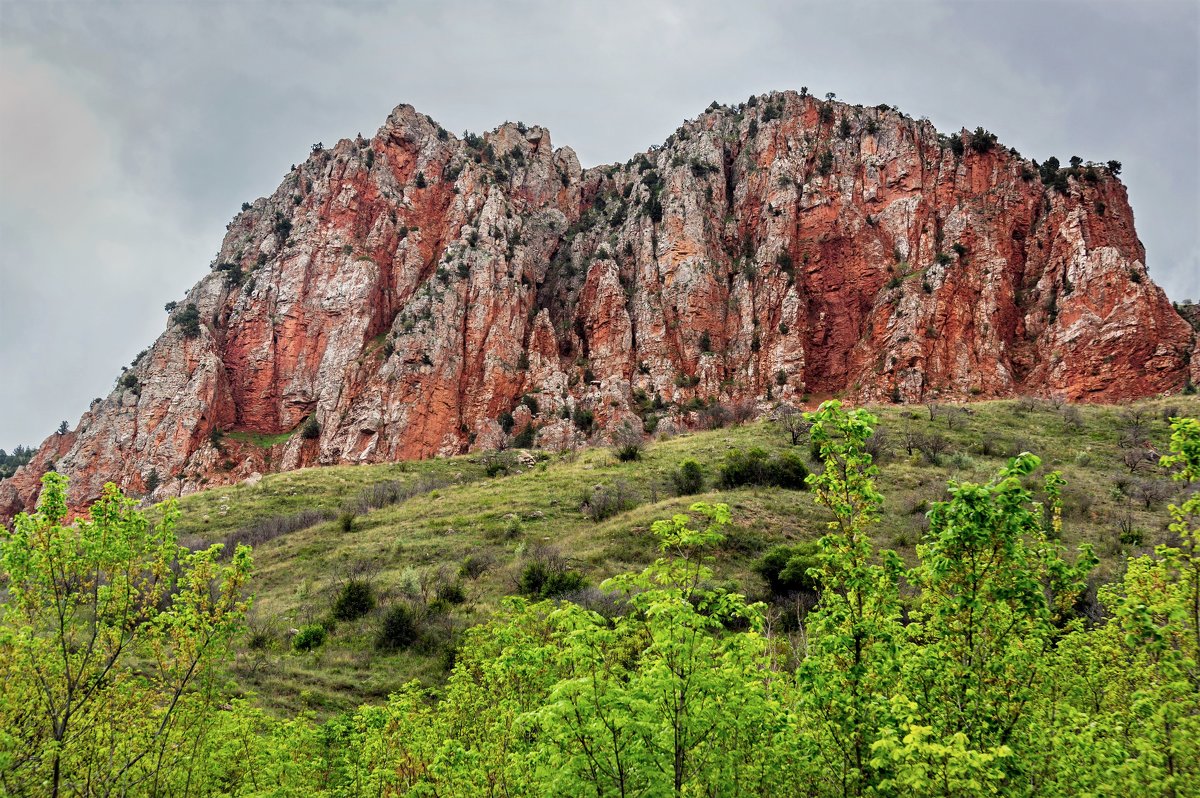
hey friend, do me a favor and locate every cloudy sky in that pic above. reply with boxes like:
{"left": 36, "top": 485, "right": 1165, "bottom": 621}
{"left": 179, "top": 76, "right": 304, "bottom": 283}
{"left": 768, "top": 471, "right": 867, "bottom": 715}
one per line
{"left": 1, "top": 0, "right": 1197, "bottom": 451}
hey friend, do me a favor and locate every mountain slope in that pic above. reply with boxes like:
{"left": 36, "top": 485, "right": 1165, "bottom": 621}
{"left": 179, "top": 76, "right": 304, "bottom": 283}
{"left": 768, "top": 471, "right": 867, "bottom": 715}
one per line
{"left": 3, "top": 91, "right": 1196, "bottom": 516}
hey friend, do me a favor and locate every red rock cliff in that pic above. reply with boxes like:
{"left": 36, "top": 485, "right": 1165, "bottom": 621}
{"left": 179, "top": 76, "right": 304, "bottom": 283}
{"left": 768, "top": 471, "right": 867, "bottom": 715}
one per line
{"left": 3, "top": 92, "right": 1195, "bottom": 517}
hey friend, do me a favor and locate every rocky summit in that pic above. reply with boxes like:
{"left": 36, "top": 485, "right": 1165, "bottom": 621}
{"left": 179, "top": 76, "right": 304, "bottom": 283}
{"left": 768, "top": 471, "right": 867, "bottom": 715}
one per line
{"left": 4, "top": 91, "right": 1197, "bottom": 516}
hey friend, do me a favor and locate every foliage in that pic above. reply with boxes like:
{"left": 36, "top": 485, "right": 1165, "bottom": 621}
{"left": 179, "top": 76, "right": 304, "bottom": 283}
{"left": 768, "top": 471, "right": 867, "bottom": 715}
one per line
{"left": 519, "top": 560, "right": 587, "bottom": 599}
{"left": 572, "top": 407, "right": 595, "bottom": 433}
{"left": 292, "top": 623, "right": 327, "bottom": 652}
{"left": 301, "top": 414, "right": 321, "bottom": 440}
{"left": 375, "top": 604, "right": 418, "bottom": 651}
{"left": 0, "top": 474, "right": 252, "bottom": 797}
{"left": 176, "top": 302, "right": 201, "bottom": 338}
{"left": 671, "top": 458, "right": 705, "bottom": 495}
{"left": 0, "top": 444, "right": 34, "bottom": 479}
{"left": 612, "top": 420, "right": 644, "bottom": 462}
{"left": 755, "top": 541, "right": 822, "bottom": 598}
{"left": 11, "top": 404, "right": 1200, "bottom": 795}
{"left": 719, "top": 447, "right": 809, "bottom": 489}
{"left": 333, "top": 579, "right": 376, "bottom": 621}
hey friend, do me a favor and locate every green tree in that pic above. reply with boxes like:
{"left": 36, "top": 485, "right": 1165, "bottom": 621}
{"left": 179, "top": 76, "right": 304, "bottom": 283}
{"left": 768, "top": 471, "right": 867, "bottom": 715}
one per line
{"left": 800, "top": 400, "right": 904, "bottom": 796}
{"left": 0, "top": 473, "right": 252, "bottom": 797}
{"left": 874, "top": 456, "right": 1096, "bottom": 794}
{"left": 532, "top": 503, "right": 795, "bottom": 796}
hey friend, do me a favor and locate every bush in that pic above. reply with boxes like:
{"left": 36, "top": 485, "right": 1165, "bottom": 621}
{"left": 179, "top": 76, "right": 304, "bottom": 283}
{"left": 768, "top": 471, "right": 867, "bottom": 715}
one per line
{"left": 672, "top": 459, "right": 705, "bottom": 495}
{"left": 176, "top": 303, "right": 201, "bottom": 338}
{"left": 573, "top": 407, "right": 595, "bottom": 433}
{"left": 613, "top": 421, "right": 643, "bottom": 462}
{"left": 969, "top": 127, "right": 997, "bottom": 153}
{"left": 436, "top": 582, "right": 467, "bottom": 605}
{"left": 755, "top": 542, "right": 821, "bottom": 598}
{"left": 459, "top": 553, "right": 494, "bottom": 580}
{"left": 699, "top": 402, "right": 733, "bottom": 430}
{"left": 816, "top": 151, "right": 834, "bottom": 176}
{"left": 292, "top": 624, "right": 327, "bottom": 652}
{"left": 581, "top": 480, "right": 639, "bottom": 521}
{"left": 376, "top": 604, "right": 419, "bottom": 650}
{"left": 520, "top": 560, "right": 588, "bottom": 599}
{"left": 333, "top": 580, "right": 375, "bottom": 621}
{"left": 512, "top": 424, "right": 536, "bottom": 449}
{"left": 338, "top": 512, "right": 355, "bottom": 533}
{"left": 719, "top": 448, "right": 809, "bottom": 490}
{"left": 301, "top": 415, "right": 321, "bottom": 440}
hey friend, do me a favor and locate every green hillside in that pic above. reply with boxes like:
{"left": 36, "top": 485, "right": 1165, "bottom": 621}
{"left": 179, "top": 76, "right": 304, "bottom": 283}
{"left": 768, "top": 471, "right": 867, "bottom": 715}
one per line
{"left": 160, "top": 395, "right": 1200, "bottom": 716}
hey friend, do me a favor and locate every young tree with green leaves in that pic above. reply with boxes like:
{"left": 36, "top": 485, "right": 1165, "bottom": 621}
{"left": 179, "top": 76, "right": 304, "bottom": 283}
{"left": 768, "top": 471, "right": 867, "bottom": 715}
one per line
{"left": 800, "top": 400, "right": 904, "bottom": 797}
{"left": 874, "top": 454, "right": 1096, "bottom": 795}
{"left": 0, "top": 473, "right": 252, "bottom": 798}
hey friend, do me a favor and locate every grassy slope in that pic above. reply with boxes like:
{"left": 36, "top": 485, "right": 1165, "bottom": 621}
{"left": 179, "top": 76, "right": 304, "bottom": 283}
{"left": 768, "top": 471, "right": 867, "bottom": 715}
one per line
{"left": 165, "top": 396, "right": 1200, "bottom": 717}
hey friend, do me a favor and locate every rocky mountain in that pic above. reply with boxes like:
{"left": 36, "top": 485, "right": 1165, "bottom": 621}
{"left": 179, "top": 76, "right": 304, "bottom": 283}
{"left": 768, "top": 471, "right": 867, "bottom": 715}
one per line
{"left": 4, "top": 90, "right": 1196, "bottom": 518}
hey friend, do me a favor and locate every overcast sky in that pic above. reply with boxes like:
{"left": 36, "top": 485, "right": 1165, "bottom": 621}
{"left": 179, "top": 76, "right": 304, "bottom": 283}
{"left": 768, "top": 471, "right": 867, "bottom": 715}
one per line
{"left": 1, "top": 0, "right": 1197, "bottom": 451}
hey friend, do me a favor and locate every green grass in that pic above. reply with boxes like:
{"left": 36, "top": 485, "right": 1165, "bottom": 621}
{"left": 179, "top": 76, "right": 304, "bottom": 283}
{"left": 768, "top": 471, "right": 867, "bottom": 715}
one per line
{"left": 223, "top": 429, "right": 297, "bottom": 448}
{"left": 162, "top": 396, "right": 1200, "bottom": 717}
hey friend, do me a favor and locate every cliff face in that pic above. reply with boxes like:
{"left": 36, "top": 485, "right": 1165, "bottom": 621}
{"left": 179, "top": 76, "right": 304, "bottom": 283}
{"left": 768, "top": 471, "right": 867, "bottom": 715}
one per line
{"left": 3, "top": 91, "right": 1195, "bottom": 517}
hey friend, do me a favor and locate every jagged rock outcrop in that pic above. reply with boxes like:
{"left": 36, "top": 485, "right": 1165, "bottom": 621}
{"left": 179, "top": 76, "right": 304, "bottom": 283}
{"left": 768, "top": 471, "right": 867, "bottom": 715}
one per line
{"left": 3, "top": 91, "right": 1195, "bottom": 518}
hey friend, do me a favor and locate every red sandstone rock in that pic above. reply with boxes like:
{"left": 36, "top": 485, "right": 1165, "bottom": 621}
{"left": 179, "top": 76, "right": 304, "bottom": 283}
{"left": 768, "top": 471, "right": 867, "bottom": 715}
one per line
{"left": 2, "top": 94, "right": 1194, "bottom": 519}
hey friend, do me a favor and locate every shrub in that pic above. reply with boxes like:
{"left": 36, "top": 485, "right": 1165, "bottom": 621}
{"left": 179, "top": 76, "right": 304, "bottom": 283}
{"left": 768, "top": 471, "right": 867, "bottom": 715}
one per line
{"left": 376, "top": 604, "right": 418, "bottom": 650}
{"left": 969, "top": 127, "right": 997, "bottom": 153}
{"left": 511, "top": 424, "right": 536, "bottom": 449}
{"left": 817, "top": 151, "right": 834, "bottom": 176}
{"left": 482, "top": 451, "right": 515, "bottom": 477}
{"left": 333, "top": 580, "right": 375, "bottom": 621}
{"left": 915, "top": 432, "right": 951, "bottom": 465}
{"left": 573, "top": 408, "right": 595, "bottom": 433}
{"left": 699, "top": 402, "right": 732, "bottom": 430}
{"left": 301, "top": 415, "right": 321, "bottom": 440}
{"left": 177, "top": 303, "right": 201, "bottom": 338}
{"left": 415, "top": 171, "right": 427, "bottom": 189}
{"left": 755, "top": 542, "right": 821, "bottom": 598}
{"left": 613, "top": 422, "right": 643, "bottom": 462}
{"left": 436, "top": 582, "right": 467, "bottom": 605}
{"left": 581, "top": 480, "right": 638, "bottom": 521}
{"left": 719, "top": 448, "right": 809, "bottom": 489}
{"left": 338, "top": 512, "right": 356, "bottom": 533}
{"left": 520, "top": 560, "right": 587, "bottom": 599}
{"left": 672, "top": 459, "right": 705, "bottom": 496}
{"left": 459, "top": 553, "right": 494, "bottom": 580}
{"left": 541, "top": 570, "right": 587, "bottom": 598}
{"left": 292, "top": 624, "right": 327, "bottom": 652}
